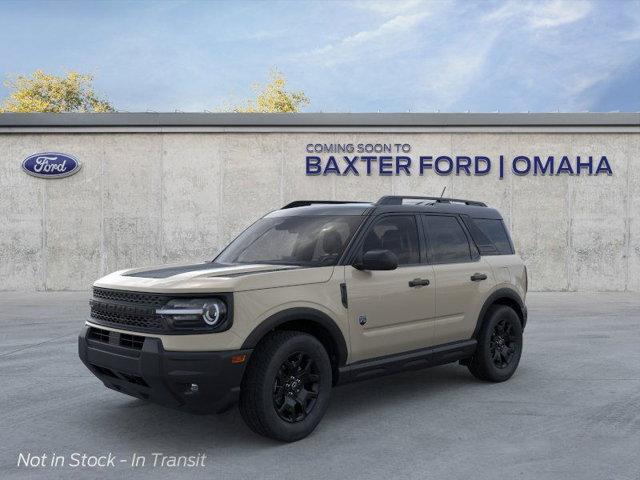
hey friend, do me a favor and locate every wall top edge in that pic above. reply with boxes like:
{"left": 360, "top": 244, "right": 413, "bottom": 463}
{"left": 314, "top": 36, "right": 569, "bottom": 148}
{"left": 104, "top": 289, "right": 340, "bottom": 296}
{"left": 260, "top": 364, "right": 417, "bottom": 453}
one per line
{"left": 0, "top": 112, "right": 639, "bottom": 128}
{"left": 1, "top": 126, "right": 639, "bottom": 134}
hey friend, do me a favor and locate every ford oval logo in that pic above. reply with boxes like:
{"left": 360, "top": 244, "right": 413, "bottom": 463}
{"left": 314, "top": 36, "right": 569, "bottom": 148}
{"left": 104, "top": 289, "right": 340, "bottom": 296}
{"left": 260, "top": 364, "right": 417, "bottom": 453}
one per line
{"left": 22, "top": 152, "right": 81, "bottom": 179}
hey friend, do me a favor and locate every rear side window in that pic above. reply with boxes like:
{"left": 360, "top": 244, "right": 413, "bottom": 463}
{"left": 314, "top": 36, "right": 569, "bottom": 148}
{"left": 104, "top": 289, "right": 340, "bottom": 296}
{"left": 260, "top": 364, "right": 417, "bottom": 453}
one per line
{"left": 474, "top": 219, "right": 514, "bottom": 255}
{"left": 423, "top": 215, "right": 472, "bottom": 264}
{"left": 361, "top": 215, "right": 420, "bottom": 265}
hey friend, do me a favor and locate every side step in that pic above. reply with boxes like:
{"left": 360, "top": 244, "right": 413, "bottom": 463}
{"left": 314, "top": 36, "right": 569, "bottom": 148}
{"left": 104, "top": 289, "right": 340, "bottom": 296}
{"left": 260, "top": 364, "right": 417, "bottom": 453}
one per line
{"left": 337, "top": 339, "right": 477, "bottom": 384}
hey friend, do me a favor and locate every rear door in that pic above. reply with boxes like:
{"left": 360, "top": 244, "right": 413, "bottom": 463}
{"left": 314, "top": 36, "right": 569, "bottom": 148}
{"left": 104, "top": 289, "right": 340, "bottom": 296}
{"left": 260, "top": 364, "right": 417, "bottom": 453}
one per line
{"left": 422, "top": 214, "right": 493, "bottom": 345}
{"left": 345, "top": 214, "right": 436, "bottom": 362}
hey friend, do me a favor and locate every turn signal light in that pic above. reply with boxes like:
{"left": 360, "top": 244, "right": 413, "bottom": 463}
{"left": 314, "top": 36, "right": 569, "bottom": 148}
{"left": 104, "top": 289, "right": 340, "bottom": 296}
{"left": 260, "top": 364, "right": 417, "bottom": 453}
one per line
{"left": 231, "top": 354, "right": 247, "bottom": 364}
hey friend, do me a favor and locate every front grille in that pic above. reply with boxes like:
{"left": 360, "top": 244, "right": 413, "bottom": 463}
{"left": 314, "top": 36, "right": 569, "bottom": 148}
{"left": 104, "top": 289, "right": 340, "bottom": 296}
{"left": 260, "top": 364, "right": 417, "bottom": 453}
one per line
{"left": 90, "top": 287, "right": 167, "bottom": 332}
{"left": 90, "top": 302, "right": 164, "bottom": 331}
{"left": 93, "top": 287, "right": 168, "bottom": 307}
{"left": 89, "top": 287, "right": 233, "bottom": 335}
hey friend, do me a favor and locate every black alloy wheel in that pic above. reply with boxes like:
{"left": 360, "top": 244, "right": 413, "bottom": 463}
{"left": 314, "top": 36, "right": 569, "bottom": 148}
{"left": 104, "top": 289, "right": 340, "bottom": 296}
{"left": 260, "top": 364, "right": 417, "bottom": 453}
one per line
{"left": 273, "top": 351, "right": 321, "bottom": 423}
{"left": 467, "top": 305, "right": 523, "bottom": 382}
{"left": 489, "top": 319, "right": 517, "bottom": 369}
{"left": 239, "top": 331, "right": 332, "bottom": 442}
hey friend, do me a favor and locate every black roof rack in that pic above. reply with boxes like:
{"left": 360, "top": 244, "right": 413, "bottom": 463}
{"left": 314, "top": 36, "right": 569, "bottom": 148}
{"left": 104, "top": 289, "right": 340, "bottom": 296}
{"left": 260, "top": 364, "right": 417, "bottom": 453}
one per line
{"left": 282, "top": 200, "right": 369, "bottom": 209}
{"left": 376, "top": 195, "right": 487, "bottom": 207}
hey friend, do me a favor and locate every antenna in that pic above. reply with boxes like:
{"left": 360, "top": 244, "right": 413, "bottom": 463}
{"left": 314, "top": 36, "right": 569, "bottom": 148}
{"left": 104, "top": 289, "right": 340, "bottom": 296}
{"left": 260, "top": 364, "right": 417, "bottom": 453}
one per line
{"left": 439, "top": 186, "right": 446, "bottom": 200}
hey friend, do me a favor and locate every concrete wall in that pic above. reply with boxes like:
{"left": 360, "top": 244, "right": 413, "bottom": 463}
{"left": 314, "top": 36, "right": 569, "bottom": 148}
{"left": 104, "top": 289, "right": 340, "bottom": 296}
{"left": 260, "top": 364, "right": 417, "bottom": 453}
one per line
{"left": 0, "top": 129, "right": 638, "bottom": 291}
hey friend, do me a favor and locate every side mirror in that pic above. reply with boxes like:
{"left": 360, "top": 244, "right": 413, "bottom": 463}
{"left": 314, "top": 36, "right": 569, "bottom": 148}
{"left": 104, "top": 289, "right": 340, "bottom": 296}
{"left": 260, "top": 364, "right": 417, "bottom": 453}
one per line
{"left": 355, "top": 249, "right": 398, "bottom": 271}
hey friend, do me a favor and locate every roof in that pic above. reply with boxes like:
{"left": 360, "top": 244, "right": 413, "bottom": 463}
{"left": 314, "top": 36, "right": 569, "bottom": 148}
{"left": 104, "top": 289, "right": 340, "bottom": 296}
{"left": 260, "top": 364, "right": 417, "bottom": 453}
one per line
{"left": 0, "top": 112, "right": 638, "bottom": 133}
{"left": 268, "top": 203, "right": 374, "bottom": 217}
{"left": 268, "top": 198, "right": 503, "bottom": 219}
{"left": 381, "top": 202, "right": 503, "bottom": 219}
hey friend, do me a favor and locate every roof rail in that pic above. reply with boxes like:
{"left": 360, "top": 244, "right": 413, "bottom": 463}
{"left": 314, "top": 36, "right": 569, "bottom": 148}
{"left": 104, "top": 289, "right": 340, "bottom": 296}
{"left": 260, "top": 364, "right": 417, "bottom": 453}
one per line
{"left": 282, "top": 200, "right": 369, "bottom": 209}
{"left": 376, "top": 195, "right": 487, "bottom": 207}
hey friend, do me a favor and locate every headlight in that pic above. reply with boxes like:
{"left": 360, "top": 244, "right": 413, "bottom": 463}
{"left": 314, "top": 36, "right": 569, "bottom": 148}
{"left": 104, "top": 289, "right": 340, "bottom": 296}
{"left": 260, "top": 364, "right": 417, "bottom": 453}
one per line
{"left": 156, "top": 298, "right": 228, "bottom": 331}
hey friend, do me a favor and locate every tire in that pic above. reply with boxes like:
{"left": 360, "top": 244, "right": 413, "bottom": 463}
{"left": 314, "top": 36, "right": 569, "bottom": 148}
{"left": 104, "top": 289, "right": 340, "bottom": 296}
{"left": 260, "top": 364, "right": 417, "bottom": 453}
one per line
{"left": 467, "top": 305, "right": 523, "bottom": 382}
{"left": 239, "top": 331, "right": 332, "bottom": 442}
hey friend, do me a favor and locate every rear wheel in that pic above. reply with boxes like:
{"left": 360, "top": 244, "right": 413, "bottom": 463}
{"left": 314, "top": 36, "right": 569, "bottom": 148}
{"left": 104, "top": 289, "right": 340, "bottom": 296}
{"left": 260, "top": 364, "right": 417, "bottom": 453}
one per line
{"left": 467, "top": 305, "right": 522, "bottom": 382}
{"left": 239, "top": 331, "right": 332, "bottom": 442}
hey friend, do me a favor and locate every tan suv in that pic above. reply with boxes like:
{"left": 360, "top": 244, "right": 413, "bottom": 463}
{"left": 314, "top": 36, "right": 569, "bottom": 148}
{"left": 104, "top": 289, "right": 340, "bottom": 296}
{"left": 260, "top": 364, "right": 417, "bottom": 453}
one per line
{"left": 79, "top": 195, "right": 527, "bottom": 442}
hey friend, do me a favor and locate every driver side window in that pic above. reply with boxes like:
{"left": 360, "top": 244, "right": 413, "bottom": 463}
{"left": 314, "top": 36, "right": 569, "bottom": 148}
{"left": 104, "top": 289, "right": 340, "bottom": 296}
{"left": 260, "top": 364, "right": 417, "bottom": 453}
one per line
{"left": 361, "top": 215, "right": 420, "bottom": 265}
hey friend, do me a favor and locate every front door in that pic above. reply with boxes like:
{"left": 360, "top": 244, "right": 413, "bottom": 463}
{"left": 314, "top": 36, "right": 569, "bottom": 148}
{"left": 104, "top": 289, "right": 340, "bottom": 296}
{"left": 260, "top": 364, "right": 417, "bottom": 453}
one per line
{"left": 345, "top": 214, "right": 436, "bottom": 363}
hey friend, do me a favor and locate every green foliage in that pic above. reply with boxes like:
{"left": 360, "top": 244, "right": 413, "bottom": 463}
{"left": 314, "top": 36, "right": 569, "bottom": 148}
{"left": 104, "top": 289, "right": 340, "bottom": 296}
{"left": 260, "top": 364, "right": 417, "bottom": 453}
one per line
{"left": 1, "top": 70, "right": 114, "bottom": 113}
{"left": 234, "top": 69, "right": 309, "bottom": 113}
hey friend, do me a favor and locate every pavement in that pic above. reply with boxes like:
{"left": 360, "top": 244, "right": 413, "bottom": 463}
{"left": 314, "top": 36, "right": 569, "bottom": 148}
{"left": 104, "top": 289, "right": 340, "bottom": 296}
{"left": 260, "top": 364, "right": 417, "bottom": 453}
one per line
{"left": 0, "top": 291, "right": 639, "bottom": 480}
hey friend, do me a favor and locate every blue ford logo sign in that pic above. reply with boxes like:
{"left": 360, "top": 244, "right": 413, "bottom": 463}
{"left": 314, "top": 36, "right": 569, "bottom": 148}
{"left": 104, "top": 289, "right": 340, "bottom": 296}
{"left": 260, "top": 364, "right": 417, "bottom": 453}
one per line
{"left": 22, "top": 152, "right": 81, "bottom": 179}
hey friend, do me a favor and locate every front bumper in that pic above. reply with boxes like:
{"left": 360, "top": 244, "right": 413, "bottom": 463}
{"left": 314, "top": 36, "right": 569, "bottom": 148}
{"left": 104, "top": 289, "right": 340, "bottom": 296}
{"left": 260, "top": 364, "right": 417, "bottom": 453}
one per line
{"left": 78, "top": 325, "right": 251, "bottom": 413}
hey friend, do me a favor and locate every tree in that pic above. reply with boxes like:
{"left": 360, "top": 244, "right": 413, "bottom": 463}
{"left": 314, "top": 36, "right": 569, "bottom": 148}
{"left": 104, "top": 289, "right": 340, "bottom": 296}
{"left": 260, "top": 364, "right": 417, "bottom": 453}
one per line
{"left": 234, "top": 69, "right": 309, "bottom": 113}
{"left": 1, "top": 70, "right": 114, "bottom": 113}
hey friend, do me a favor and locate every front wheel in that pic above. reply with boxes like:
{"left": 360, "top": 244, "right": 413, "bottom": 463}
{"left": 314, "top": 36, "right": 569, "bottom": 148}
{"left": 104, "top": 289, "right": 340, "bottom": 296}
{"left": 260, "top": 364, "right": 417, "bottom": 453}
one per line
{"left": 467, "top": 305, "right": 523, "bottom": 382}
{"left": 239, "top": 331, "right": 332, "bottom": 442}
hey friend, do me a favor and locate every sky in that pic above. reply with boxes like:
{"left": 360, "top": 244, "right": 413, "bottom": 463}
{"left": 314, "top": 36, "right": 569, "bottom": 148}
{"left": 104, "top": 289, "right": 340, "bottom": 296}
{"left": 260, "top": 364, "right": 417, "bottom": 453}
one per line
{"left": 0, "top": 0, "right": 638, "bottom": 112}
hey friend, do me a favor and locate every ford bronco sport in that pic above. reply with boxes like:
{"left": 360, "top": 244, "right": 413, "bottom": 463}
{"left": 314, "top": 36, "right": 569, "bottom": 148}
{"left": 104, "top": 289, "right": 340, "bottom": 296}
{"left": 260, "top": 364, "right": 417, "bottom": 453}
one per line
{"left": 79, "top": 195, "right": 527, "bottom": 442}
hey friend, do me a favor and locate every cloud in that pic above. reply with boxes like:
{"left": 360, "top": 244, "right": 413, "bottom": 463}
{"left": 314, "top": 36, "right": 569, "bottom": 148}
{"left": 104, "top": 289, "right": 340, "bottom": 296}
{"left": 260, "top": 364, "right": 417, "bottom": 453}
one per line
{"left": 620, "top": 0, "right": 640, "bottom": 41}
{"left": 295, "top": 0, "right": 601, "bottom": 111}
{"left": 474, "top": 0, "right": 640, "bottom": 112}
{"left": 351, "top": 0, "right": 434, "bottom": 16}
{"left": 529, "top": 0, "right": 592, "bottom": 28}
{"left": 484, "top": 0, "right": 592, "bottom": 29}
{"left": 4, "top": 0, "right": 635, "bottom": 112}
{"left": 419, "top": 28, "right": 500, "bottom": 109}
{"left": 300, "top": 11, "right": 431, "bottom": 67}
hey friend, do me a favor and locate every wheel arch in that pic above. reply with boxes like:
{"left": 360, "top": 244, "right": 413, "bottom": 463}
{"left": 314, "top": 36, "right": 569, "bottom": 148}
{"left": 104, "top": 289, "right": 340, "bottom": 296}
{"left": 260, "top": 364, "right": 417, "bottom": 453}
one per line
{"left": 473, "top": 288, "right": 527, "bottom": 338}
{"left": 241, "top": 307, "right": 348, "bottom": 385}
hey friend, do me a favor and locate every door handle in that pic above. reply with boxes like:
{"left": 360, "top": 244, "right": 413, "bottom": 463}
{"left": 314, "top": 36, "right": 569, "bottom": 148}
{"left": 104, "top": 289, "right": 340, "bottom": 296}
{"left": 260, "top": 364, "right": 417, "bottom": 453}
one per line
{"left": 470, "top": 273, "right": 488, "bottom": 282}
{"left": 409, "top": 278, "right": 430, "bottom": 287}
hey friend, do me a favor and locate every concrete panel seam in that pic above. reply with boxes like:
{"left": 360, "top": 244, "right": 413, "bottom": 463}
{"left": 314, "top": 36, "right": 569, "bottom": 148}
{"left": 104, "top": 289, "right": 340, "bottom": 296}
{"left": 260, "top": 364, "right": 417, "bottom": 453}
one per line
{"left": 331, "top": 133, "right": 337, "bottom": 200}
{"left": 508, "top": 148, "right": 514, "bottom": 239}
{"left": 217, "top": 138, "right": 224, "bottom": 252}
{"left": 567, "top": 134, "right": 574, "bottom": 292}
{"left": 625, "top": 140, "right": 631, "bottom": 291}
{"left": 280, "top": 135, "right": 285, "bottom": 206}
{"left": 451, "top": 133, "right": 455, "bottom": 199}
{"left": 160, "top": 133, "right": 166, "bottom": 262}
{"left": 41, "top": 162, "right": 47, "bottom": 291}
{"left": 99, "top": 137, "right": 106, "bottom": 277}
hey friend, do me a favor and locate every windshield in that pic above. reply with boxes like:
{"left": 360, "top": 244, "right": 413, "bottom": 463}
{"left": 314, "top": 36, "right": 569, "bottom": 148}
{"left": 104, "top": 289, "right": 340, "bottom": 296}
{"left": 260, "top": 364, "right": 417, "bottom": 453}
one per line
{"left": 215, "top": 215, "right": 364, "bottom": 267}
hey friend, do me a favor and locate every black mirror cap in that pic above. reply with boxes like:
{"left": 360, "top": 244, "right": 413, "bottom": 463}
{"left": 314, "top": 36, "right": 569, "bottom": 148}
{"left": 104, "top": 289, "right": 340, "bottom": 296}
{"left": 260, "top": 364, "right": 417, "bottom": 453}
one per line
{"left": 356, "top": 249, "right": 399, "bottom": 271}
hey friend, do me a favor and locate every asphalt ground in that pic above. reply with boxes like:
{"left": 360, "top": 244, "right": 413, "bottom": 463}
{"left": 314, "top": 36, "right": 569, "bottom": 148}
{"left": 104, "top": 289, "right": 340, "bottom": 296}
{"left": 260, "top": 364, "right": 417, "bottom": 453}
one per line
{"left": 1, "top": 291, "right": 639, "bottom": 480}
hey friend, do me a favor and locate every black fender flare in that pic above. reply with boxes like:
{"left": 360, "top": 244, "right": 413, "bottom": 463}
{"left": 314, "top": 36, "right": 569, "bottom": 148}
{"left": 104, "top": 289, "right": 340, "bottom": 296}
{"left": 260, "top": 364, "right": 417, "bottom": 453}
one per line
{"left": 473, "top": 288, "right": 527, "bottom": 338}
{"left": 240, "top": 307, "right": 349, "bottom": 367}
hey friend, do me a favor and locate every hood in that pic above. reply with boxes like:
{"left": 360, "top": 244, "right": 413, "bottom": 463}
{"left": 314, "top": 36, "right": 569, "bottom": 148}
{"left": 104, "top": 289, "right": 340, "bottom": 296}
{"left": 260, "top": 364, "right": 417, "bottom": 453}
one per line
{"left": 93, "top": 262, "right": 336, "bottom": 293}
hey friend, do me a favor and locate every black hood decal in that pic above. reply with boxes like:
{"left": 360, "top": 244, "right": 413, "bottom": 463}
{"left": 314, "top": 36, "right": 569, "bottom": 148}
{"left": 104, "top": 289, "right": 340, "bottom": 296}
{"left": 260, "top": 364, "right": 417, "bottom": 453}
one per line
{"left": 123, "top": 262, "right": 223, "bottom": 279}
{"left": 221, "top": 267, "right": 299, "bottom": 277}
{"left": 122, "top": 262, "right": 300, "bottom": 279}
